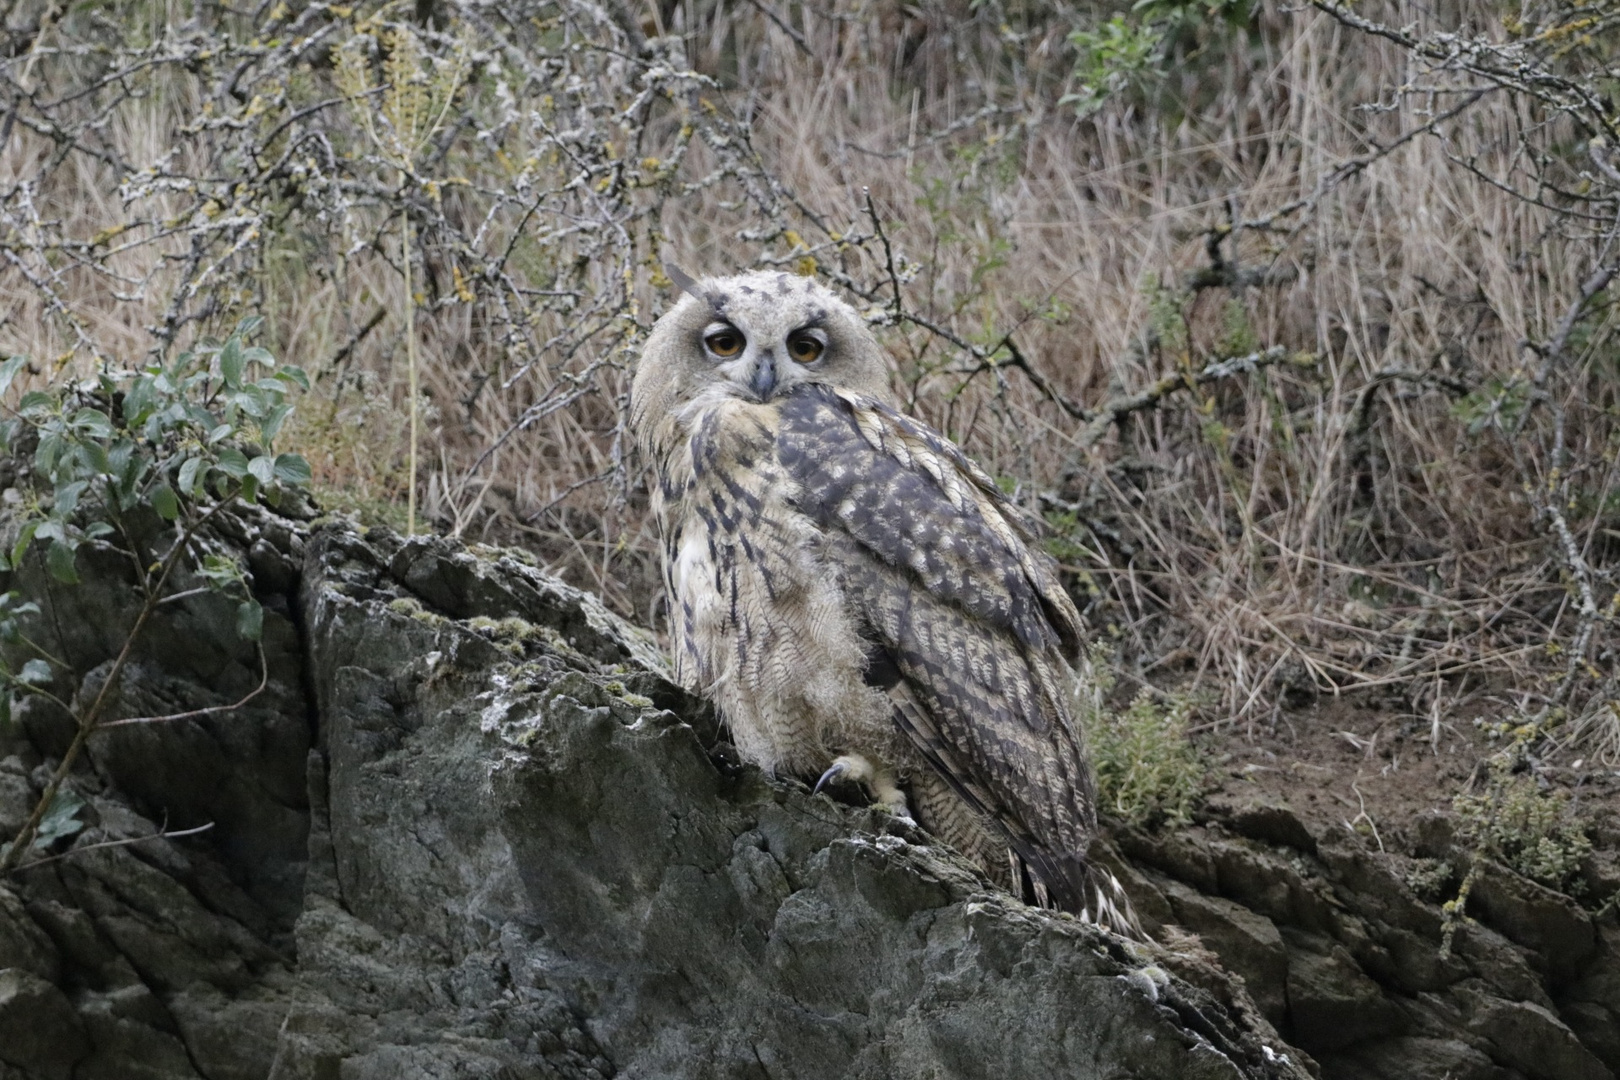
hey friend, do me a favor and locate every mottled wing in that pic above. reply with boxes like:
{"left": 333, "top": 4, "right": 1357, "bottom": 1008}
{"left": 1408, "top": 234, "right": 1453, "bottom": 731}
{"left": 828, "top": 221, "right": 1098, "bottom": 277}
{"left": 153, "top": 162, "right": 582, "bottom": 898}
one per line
{"left": 776, "top": 385, "right": 1097, "bottom": 910}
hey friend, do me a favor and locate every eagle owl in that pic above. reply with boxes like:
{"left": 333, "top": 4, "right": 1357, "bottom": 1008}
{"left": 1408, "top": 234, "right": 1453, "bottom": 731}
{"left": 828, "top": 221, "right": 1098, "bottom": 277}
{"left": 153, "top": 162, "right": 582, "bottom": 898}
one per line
{"left": 631, "top": 267, "right": 1134, "bottom": 930}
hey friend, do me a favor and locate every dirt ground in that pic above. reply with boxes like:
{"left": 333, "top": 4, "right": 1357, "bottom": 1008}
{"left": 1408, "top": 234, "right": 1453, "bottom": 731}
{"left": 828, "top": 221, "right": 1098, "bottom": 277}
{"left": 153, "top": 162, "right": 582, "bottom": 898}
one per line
{"left": 1201, "top": 692, "right": 1620, "bottom": 888}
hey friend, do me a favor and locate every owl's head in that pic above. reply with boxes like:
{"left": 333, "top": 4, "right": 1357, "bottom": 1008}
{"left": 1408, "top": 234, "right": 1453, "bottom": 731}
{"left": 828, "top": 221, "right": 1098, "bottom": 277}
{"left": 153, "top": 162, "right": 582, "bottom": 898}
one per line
{"left": 631, "top": 268, "right": 893, "bottom": 457}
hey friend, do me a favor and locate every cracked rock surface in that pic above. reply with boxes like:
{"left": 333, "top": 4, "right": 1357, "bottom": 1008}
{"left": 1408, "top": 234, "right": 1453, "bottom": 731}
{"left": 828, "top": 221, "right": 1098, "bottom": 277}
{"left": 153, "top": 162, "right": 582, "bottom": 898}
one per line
{"left": 0, "top": 514, "right": 1610, "bottom": 1078}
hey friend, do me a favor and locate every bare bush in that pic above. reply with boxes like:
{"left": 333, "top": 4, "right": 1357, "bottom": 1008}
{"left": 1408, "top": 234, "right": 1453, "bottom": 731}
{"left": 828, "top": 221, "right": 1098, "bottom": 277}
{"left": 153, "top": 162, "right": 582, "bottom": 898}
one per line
{"left": 3, "top": 0, "right": 1620, "bottom": 752}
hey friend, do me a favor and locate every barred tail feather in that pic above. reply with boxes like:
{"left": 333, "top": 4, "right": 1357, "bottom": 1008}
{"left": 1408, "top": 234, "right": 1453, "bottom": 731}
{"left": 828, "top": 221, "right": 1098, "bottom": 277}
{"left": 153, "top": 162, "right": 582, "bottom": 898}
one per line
{"left": 1019, "top": 848, "right": 1144, "bottom": 939}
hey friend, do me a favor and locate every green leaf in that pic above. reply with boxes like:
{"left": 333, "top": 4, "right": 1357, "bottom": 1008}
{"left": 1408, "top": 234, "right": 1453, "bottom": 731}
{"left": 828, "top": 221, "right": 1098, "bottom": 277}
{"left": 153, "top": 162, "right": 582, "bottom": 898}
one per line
{"left": 46, "top": 540, "right": 79, "bottom": 584}
{"left": 260, "top": 402, "right": 293, "bottom": 447}
{"left": 17, "top": 390, "right": 54, "bottom": 419}
{"left": 273, "top": 453, "right": 312, "bottom": 487}
{"left": 83, "top": 521, "right": 114, "bottom": 540}
{"left": 35, "top": 431, "right": 65, "bottom": 476}
{"left": 11, "top": 521, "right": 39, "bottom": 568}
{"left": 33, "top": 788, "right": 85, "bottom": 850}
{"left": 248, "top": 454, "right": 275, "bottom": 487}
{"left": 0, "top": 356, "right": 29, "bottom": 401}
{"left": 18, "top": 658, "right": 52, "bottom": 685}
{"left": 178, "top": 456, "right": 204, "bottom": 496}
{"left": 276, "top": 365, "right": 311, "bottom": 391}
{"left": 236, "top": 314, "right": 265, "bottom": 338}
{"left": 124, "top": 375, "right": 156, "bottom": 426}
{"left": 231, "top": 388, "right": 268, "bottom": 420}
{"left": 77, "top": 440, "right": 110, "bottom": 476}
{"left": 236, "top": 599, "right": 264, "bottom": 642}
{"left": 70, "top": 408, "right": 115, "bottom": 440}
{"left": 206, "top": 423, "right": 233, "bottom": 444}
{"left": 53, "top": 480, "right": 88, "bottom": 517}
{"left": 220, "top": 336, "right": 245, "bottom": 389}
{"left": 107, "top": 439, "right": 135, "bottom": 478}
{"left": 216, "top": 447, "right": 249, "bottom": 479}
{"left": 149, "top": 482, "right": 180, "bottom": 521}
{"left": 239, "top": 473, "right": 259, "bottom": 504}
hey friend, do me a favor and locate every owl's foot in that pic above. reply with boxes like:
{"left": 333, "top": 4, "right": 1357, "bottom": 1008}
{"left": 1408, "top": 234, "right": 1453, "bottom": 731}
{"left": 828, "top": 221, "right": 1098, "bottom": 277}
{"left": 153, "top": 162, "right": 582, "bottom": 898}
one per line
{"left": 814, "top": 754, "right": 913, "bottom": 822}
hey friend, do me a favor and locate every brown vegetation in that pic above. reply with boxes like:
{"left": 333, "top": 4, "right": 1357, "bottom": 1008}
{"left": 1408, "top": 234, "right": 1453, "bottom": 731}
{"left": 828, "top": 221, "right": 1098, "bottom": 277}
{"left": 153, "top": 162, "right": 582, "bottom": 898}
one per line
{"left": 3, "top": 0, "right": 1619, "bottom": 758}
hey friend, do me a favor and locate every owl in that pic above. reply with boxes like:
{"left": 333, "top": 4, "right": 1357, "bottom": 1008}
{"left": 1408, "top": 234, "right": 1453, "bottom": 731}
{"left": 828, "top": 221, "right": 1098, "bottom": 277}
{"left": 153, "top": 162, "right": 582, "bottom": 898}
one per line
{"left": 631, "top": 266, "right": 1135, "bottom": 931}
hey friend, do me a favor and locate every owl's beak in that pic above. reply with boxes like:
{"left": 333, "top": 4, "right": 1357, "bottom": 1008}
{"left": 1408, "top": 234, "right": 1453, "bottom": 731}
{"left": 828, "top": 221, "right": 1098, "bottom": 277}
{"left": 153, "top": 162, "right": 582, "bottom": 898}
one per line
{"left": 748, "top": 352, "right": 778, "bottom": 400}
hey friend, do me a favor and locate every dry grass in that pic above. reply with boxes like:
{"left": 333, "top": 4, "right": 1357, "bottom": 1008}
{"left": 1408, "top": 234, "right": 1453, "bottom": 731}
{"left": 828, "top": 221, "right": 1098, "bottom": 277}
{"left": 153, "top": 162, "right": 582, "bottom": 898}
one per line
{"left": 3, "top": 0, "right": 1620, "bottom": 752}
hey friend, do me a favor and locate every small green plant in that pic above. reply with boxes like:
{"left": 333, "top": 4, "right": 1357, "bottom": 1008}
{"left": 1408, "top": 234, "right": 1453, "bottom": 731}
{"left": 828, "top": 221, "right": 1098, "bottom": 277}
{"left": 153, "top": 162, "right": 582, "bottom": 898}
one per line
{"left": 1453, "top": 375, "right": 1533, "bottom": 435}
{"left": 1066, "top": 0, "right": 1257, "bottom": 116}
{"left": 1076, "top": 646, "right": 1205, "bottom": 827}
{"left": 1403, "top": 857, "right": 1455, "bottom": 902}
{"left": 1452, "top": 755, "right": 1592, "bottom": 894}
{"left": 1439, "top": 721, "right": 1593, "bottom": 957}
{"left": 1143, "top": 274, "right": 1191, "bottom": 361}
{"left": 0, "top": 320, "right": 311, "bottom": 872}
{"left": 1065, "top": 16, "right": 1165, "bottom": 117}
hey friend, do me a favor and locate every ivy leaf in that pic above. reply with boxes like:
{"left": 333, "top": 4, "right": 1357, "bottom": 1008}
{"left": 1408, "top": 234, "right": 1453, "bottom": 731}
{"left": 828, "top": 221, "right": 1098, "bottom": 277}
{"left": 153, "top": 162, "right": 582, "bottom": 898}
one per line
{"left": 46, "top": 540, "right": 79, "bottom": 584}
{"left": 236, "top": 599, "right": 263, "bottom": 643}
{"left": 149, "top": 483, "right": 180, "bottom": 521}
{"left": 273, "top": 453, "right": 312, "bottom": 487}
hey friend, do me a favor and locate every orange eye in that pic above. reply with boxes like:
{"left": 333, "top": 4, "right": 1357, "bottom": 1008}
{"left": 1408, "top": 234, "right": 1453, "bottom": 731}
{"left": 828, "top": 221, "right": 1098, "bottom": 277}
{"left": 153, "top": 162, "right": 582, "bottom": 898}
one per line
{"left": 705, "top": 328, "right": 744, "bottom": 358}
{"left": 788, "top": 332, "right": 824, "bottom": 363}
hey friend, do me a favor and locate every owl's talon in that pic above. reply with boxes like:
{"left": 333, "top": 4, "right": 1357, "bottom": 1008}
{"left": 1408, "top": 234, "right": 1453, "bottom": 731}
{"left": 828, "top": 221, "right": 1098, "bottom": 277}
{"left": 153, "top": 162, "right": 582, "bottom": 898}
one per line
{"left": 815, "top": 754, "right": 910, "bottom": 817}
{"left": 815, "top": 753, "right": 874, "bottom": 796}
{"left": 813, "top": 760, "right": 849, "bottom": 796}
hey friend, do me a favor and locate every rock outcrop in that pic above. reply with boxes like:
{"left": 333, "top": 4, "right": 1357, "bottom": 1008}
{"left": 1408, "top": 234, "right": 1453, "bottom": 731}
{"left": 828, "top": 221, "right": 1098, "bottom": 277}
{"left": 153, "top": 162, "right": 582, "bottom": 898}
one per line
{"left": 0, "top": 511, "right": 1614, "bottom": 1079}
{"left": 0, "top": 515, "right": 1304, "bottom": 1079}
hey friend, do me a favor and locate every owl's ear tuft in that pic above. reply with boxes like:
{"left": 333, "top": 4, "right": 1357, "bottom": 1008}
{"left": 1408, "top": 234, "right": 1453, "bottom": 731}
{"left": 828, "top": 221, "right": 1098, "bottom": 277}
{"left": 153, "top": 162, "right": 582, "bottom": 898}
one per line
{"left": 665, "top": 263, "right": 700, "bottom": 299}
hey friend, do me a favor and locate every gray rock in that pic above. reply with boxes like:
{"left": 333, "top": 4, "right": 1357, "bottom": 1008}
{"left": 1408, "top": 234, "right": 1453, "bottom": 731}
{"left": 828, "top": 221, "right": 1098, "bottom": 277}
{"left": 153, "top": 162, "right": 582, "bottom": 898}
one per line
{"left": 1, "top": 512, "right": 1616, "bottom": 1080}
{"left": 0, "top": 968, "right": 88, "bottom": 1080}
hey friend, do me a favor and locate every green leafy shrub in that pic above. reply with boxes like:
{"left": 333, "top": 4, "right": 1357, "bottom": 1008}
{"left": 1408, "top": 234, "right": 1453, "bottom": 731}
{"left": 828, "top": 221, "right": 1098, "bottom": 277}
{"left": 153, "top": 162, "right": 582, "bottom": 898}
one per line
{"left": 1076, "top": 649, "right": 1205, "bottom": 828}
{"left": 1452, "top": 755, "right": 1592, "bottom": 895}
{"left": 0, "top": 319, "right": 311, "bottom": 870}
